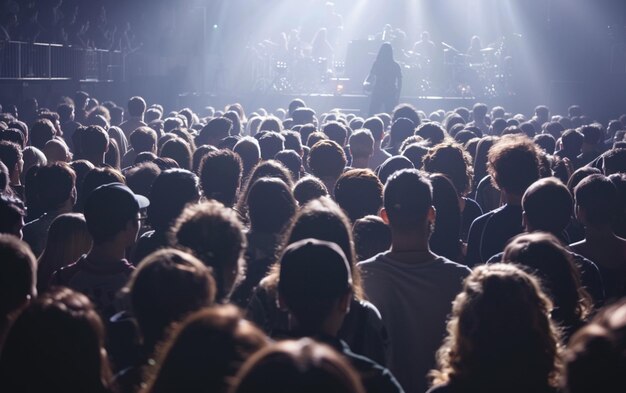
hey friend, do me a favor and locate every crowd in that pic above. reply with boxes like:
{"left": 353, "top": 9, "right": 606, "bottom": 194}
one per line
{"left": 0, "top": 91, "right": 625, "bottom": 393}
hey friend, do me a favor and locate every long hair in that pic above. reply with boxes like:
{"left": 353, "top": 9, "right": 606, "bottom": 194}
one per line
{"left": 376, "top": 42, "right": 394, "bottom": 64}
{"left": 430, "top": 264, "right": 563, "bottom": 391}
{"left": 37, "top": 213, "right": 92, "bottom": 293}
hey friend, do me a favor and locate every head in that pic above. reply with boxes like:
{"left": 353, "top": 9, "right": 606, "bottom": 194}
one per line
{"left": 247, "top": 177, "right": 297, "bottom": 235}
{"left": 534, "top": 134, "right": 556, "bottom": 154}
{"left": 258, "top": 132, "right": 285, "bottom": 160}
{"left": 233, "top": 137, "right": 261, "bottom": 177}
{"left": 561, "top": 129, "right": 584, "bottom": 153}
{"left": 35, "top": 162, "right": 76, "bottom": 212}
{"left": 522, "top": 178, "right": 572, "bottom": 234}
{"left": 148, "top": 169, "right": 200, "bottom": 233}
{"left": 0, "top": 141, "right": 23, "bottom": 182}
{"left": 377, "top": 155, "right": 414, "bottom": 184}
{"left": 0, "top": 234, "right": 36, "bottom": 322}
{"left": 0, "top": 287, "right": 111, "bottom": 393}
{"left": 84, "top": 182, "right": 148, "bottom": 247}
{"left": 334, "top": 169, "right": 383, "bottom": 222}
{"left": 197, "top": 117, "right": 233, "bottom": 147}
{"left": 199, "top": 149, "right": 243, "bottom": 207}
{"left": 362, "top": 116, "right": 385, "bottom": 143}
{"left": 171, "top": 201, "right": 246, "bottom": 301}
{"left": 232, "top": 339, "right": 365, "bottom": 393}
{"left": 574, "top": 174, "right": 617, "bottom": 229}
{"left": 388, "top": 117, "right": 416, "bottom": 148}
{"left": 423, "top": 142, "right": 473, "bottom": 196}
{"left": 472, "top": 103, "right": 488, "bottom": 121}
{"left": 81, "top": 125, "right": 109, "bottom": 162}
{"left": 30, "top": 119, "right": 56, "bottom": 150}
{"left": 382, "top": 169, "right": 434, "bottom": 236}
{"left": 376, "top": 42, "right": 394, "bottom": 63}
{"left": 349, "top": 129, "right": 374, "bottom": 163}
{"left": 431, "top": 264, "right": 562, "bottom": 390}
{"left": 602, "top": 148, "right": 626, "bottom": 175}
{"left": 427, "top": 173, "right": 462, "bottom": 260}
{"left": 127, "top": 96, "right": 147, "bottom": 118}
{"left": 353, "top": 215, "right": 391, "bottom": 261}
{"left": 308, "top": 140, "right": 347, "bottom": 181}
{"left": 126, "top": 248, "right": 216, "bottom": 350}
{"left": 293, "top": 175, "right": 329, "bottom": 205}
{"left": 130, "top": 126, "right": 157, "bottom": 154}
{"left": 487, "top": 134, "right": 541, "bottom": 197}
{"left": 0, "top": 195, "right": 26, "bottom": 238}
{"left": 160, "top": 137, "right": 192, "bottom": 170}
{"left": 323, "top": 122, "right": 349, "bottom": 147}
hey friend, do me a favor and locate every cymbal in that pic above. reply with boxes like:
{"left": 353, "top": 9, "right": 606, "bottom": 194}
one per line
{"left": 480, "top": 47, "right": 496, "bottom": 53}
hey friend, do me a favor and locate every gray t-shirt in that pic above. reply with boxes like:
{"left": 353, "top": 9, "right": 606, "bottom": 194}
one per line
{"left": 359, "top": 252, "right": 471, "bottom": 393}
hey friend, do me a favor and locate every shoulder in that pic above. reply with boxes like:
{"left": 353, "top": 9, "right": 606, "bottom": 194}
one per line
{"left": 357, "top": 252, "right": 387, "bottom": 270}
{"left": 435, "top": 256, "right": 472, "bottom": 275}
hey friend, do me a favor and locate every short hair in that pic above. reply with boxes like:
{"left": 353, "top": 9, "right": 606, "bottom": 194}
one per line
{"left": 258, "top": 116, "right": 283, "bottom": 133}
{"left": 35, "top": 162, "right": 76, "bottom": 211}
{"left": 127, "top": 96, "right": 147, "bottom": 117}
{"left": 306, "top": 131, "right": 328, "bottom": 148}
{"left": 561, "top": 129, "right": 584, "bottom": 151}
{"left": 171, "top": 201, "right": 246, "bottom": 301}
{"left": 293, "top": 176, "right": 329, "bottom": 205}
{"left": 282, "top": 130, "right": 303, "bottom": 154}
{"left": 247, "top": 177, "right": 297, "bottom": 234}
{"left": 199, "top": 149, "right": 242, "bottom": 207}
{"left": 349, "top": 129, "right": 374, "bottom": 159}
{"left": 472, "top": 103, "right": 488, "bottom": 119}
{"left": 56, "top": 103, "right": 74, "bottom": 123}
{"left": 423, "top": 142, "right": 473, "bottom": 196}
{"left": 0, "top": 141, "right": 22, "bottom": 173}
{"left": 392, "top": 103, "right": 421, "bottom": 126}
{"left": 1, "top": 128, "right": 25, "bottom": 148}
{"left": 78, "top": 167, "right": 125, "bottom": 209}
{"left": 308, "top": 140, "right": 347, "bottom": 179}
{"left": 129, "top": 126, "right": 157, "bottom": 153}
{"left": 0, "top": 234, "right": 36, "bottom": 317}
{"left": 30, "top": 119, "right": 56, "bottom": 150}
{"left": 580, "top": 124, "right": 603, "bottom": 145}
{"left": 258, "top": 132, "right": 285, "bottom": 160}
{"left": 292, "top": 107, "right": 316, "bottom": 126}
{"left": 388, "top": 117, "right": 415, "bottom": 148}
{"left": 274, "top": 150, "right": 302, "bottom": 180}
{"left": 353, "top": 215, "right": 391, "bottom": 261}
{"left": 125, "top": 248, "right": 215, "bottom": 347}
{"left": 81, "top": 126, "right": 109, "bottom": 157}
{"left": 334, "top": 169, "right": 383, "bottom": 222}
{"left": 125, "top": 162, "right": 161, "bottom": 198}
{"left": 383, "top": 169, "right": 433, "bottom": 231}
{"left": 288, "top": 98, "right": 306, "bottom": 117}
{"left": 232, "top": 339, "right": 365, "bottom": 393}
{"left": 533, "top": 134, "right": 556, "bottom": 154}
{"left": 160, "top": 137, "right": 192, "bottom": 170}
{"left": 574, "top": 174, "right": 617, "bottom": 227}
{"left": 377, "top": 155, "right": 414, "bottom": 184}
{"left": 362, "top": 116, "right": 385, "bottom": 141}
{"left": 522, "top": 178, "right": 572, "bottom": 233}
{"left": 402, "top": 143, "right": 429, "bottom": 169}
{"left": 323, "top": 121, "right": 348, "bottom": 146}
{"left": 233, "top": 137, "right": 261, "bottom": 174}
{"left": 565, "top": 298, "right": 626, "bottom": 393}
{"left": 487, "top": 134, "right": 541, "bottom": 195}
{"left": 602, "top": 148, "right": 626, "bottom": 175}
{"left": 147, "top": 169, "right": 200, "bottom": 233}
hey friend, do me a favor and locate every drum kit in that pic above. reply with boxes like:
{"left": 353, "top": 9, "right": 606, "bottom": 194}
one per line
{"left": 440, "top": 41, "right": 504, "bottom": 97}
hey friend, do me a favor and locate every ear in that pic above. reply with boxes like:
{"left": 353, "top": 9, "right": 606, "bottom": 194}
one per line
{"left": 380, "top": 207, "right": 389, "bottom": 224}
{"left": 338, "top": 290, "right": 352, "bottom": 314}
{"left": 428, "top": 205, "right": 436, "bottom": 223}
{"left": 522, "top": 211, "right": 529, "bottom": 231}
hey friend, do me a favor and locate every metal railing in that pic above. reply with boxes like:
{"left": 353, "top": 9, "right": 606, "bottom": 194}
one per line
{"left": 0, "top": 41, "right": 123, "bottom": 81}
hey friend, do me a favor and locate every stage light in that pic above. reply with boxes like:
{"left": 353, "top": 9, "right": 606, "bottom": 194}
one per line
{"left": 213, "top": 24, "right": 218, "bottom": 30}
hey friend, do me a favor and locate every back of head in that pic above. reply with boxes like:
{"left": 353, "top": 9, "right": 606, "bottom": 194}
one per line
{"left": 561, "top": 129, "right": 584, "bottom": 152}
{"left": 234, "top": 137, "right": 261, "bottom": 174}
{"left": 323, "top": 122, "right": 348, "bottom": 147}
{"left": 534, "top": 134, "right": 556, "bottom": 154}
{"left": 415, "top": 122, "right": 446, "bottom": 146}
{"left": 565, "top": 298, "right": 626, "bottom": 393}
{"left": 0, "top": 195, "right": 26, "bottom": 238}
{"left": 423, "top": 142, "right": 473, "bottom": 196}
{"left": 308, "top": 140, "right": 346, "bottom": 179}
{"left": 199, "top": 149, "right": 242, "bottom": 207}
{"left": 334, "top": 169, "right": 383, "bottom": 222}
{"left": 292, "top": 107, "right": 316, "bottom": 126}
{"left": 278, "top": 239, "right": 352, "bottom": 331}
{"left": 198, "top": 117, "right": 233, "bottom": 146}
{"left": 349, "top": 129, "right": 374, "bottom": 159}
{"left": 362, "top": 116, "right": 385, "bottom": 141}
{"left": 127, "top": 96, "right": 147, "bottom": 118}
{"left": 472, "top": 103, "right": 488, "bottom": 120}
{"left": 171, "top": 201, "right": 246, "bottom": 301}
{"left": 148, "top": 169, "right": 200, "bottom": 233}
{"left": 431, "top": 263, "right": 560, "bottom": 390}
{"left": 232, "top": 338, "right": 365, "bottom": 393}
{"left": 580, "top": 124, "right": 603, "bottom": 146}
{"left": 35, "top": 162, "right": 76, "bottom": 212}
{"left": 130, "top": 126, "right": 157, "bottom": 153}
{"left": 293, "top": 176, "right": 329, "bottom": 205}
{"left": 353, "top": 215, "right": 391, "bottom": 261}
{"left": 0, "top": 141, "right": 22, "bottom": 176}
{"left": 383, "top": 169, "right": 432, "bottom": 232}
{"left": 0, "top": 287, "right": 109, "bottom": 393}
{"left": 160, "top": 137, "right": 192, "bottom": 170}
{"left": 247, "top": 177, "right": 296, "bottom": 234}
{"left": 258, "top": 132, "right": 285, "bottom": 160}
{"left": 392, "top": 104, "right": 420, "bottom": 126}
{"left": 602, "top": 148, "right": 626, "bottom": 175}
{"left": 143, "top": 305, "right": 268, "bottom": 393}
{"left": 377, "top": 155, "right": 414, "bottom": 185}
{"left": 81, "top": 125, "right": 109, "bottom": 157}
{"left": 288, "top": 99, "right": 306, "bottom": 118}
{"left": 0, "top": 234, "right": 35, "bottom": 320}
{"left": 574, "top": 174, "right": 617, "bottom": 228}
{"left": 30, "top": 119, "right": 56, "bottom": 150}
{"left": 389, "top": 117, "right": 415, "bottom": 148}
{"left": 126, "top": 248, "right": 215, "bottom": 349}
{"left": 274, "top": 150, "right": 302, "bottom": 180}
{"left": 522, "top": 177, "right": 573, "bottom": 234}
{"left": 487, "top": 134, "right": 540, "bottom": 196}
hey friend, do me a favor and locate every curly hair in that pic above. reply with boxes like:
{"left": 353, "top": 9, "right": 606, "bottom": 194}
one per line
{"left": 423, "top": 142, "right": 474, "bottom": 196}
{"left": 430, "top": 264, "right": 563, "bottom": 391}
{"left": 487, "top": 134, "right": 541, "bottom": 195}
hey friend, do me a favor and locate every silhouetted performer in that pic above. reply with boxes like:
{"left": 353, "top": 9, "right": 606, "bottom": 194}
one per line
{"left": 365, "top": 42, "right": 402, "bottom": 115}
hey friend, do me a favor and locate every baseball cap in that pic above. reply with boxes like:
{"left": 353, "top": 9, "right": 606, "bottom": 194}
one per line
{"left": 278, "top": 238, "right": 352, "bottom": 304}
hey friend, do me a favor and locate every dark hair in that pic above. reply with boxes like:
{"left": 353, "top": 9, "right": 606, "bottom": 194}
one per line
{"left": 0, "top": 128, "right": 25, "bottom": 148}
{"left": 0, "top": 141, "right": 22, "bottom": 174}
{"left": 126, "top": 248, "right": 215, "bottom": 350}
{"left": 130, "top": 126, "right": 157, "bottom": 153}
{"left": 392, "top": 103, "right": 421, "bottom": 126}
{"left": 0, "top": 287, "right": 112, "bottom": 393}
{"left": 259, "top": 116, "right": 283, "bottom": 133}
{"left": 574, "top": 174, "right": 617, "bottom": 227}
{"left": 231, "top": 339, "right": 365, "bottom": 393}
{"left": 487, "top": 134, "right": 540, "bottom": 196}
{"left": 161, "top": 137, "right": 192, "bottom": 170}
{"left": 323, "top": 121, "right": 349, "bottom": 147}
{"left": 416, "top": 123, "right": 446, "bottom": 146}
{"left": 125, "top": 162, "right": 161, "bottom": 198}
{"left": 224, "top": 111, "right": 243, "bottom": 136}
{"left": 565, "top": 298, "right": 626, "bottom": 393}
{"left": 384, "top": 169, "right": 432, "bottom": 232}
{"left": 561, "top": 129, "right": 584, "bottom": 152}
{"left": 580, "top": 124, "right": 603, "bottom": 145}
{"left": 171, "top": 201, "right": 246, "bottom": 301}
{"left": 522, "top": 178, "right": 572, "bottom": 233}
{"left": 567, "top": 166, "right": 601, "bottom": 194}
{"left": 81, "top": 125, "right": 109, "bottom": 157}
{"left": 35, "top": 162, "right": 76, "bottom": 211}
{"left": 236, "top": 160, "right": 293, "bottom": 220}
{"left": 423, "top": 142, "right": 473, "bottom": 196}
{"left": 334, "top": 169, "right": 383, "bottom": 222}
{"left": 308, "top": 140, "right": 347, "bottom": 180}
{"left": 233, "top": 137, "right": 260, "bottom": 177}
{"left": 293, "top": 176, "right": 329, "bottom": 205}
{"left": 353, "top": 215, "right": 391, "bottom": 261}
{"left": 274, "top": 150, "right": 302, "bottom": 181}
{"left": 362, "top": 116, "right": 385, "bottom": 141}
{"left": 377, "top": 155, "right": 414, "bottom": 184}
{"left": 148, "top": 169, "right": 200, "bottom": 233}
{"left": 0, "top": 234, "right": 35, "bottom": 319}
{"left": 534, "top": 134, "right": 556, "bottom": 154}
{"left": 197, "top": 118, "right": 233, "bottom": 146}
{"left": 128, "top": 96, "right": 147, "bottom": 117}
{"left": 30, "top": 119, "right": 56, "bottom": 150}
{"left": 247, "top": 177, "right": 297, "bottom": 234}
{"left": 603, "top": 148, "right": 626, "bottom": 175}
{"left": 282, "top": 130, "right": 303, "bottom": 154}
{"left": 199, "top": 149, "right": 243, "bottom": 207}
{"left": 387, "top": 117, "right": 415, "bottom": 151}
{"left": 79, "top": 167, "right": 125, "bottom": 211}
{"left": 0, "top": 195, "right": 25, "bottom": 237}
{"left": 258, "top": 132, "right": 285, "bottom": 160}
{"left": 427, "top": 173, "right": 462, "bottom": 260}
